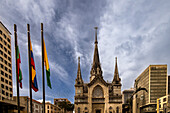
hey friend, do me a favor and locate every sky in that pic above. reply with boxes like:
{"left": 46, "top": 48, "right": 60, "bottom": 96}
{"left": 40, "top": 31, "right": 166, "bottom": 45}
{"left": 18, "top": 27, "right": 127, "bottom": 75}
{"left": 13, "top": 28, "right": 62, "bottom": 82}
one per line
{"left": 1, "top": 0, "right": 170, "bottom": 103}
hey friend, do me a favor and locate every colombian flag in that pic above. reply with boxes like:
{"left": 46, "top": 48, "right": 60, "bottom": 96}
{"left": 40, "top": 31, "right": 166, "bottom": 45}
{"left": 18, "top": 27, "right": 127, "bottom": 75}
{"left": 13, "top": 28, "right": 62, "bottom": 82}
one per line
{"left": 30, "top": 41, "right": 38, "bottom": 92}
{"left": 43, "top": 39, "right": 51, "bottom": 88}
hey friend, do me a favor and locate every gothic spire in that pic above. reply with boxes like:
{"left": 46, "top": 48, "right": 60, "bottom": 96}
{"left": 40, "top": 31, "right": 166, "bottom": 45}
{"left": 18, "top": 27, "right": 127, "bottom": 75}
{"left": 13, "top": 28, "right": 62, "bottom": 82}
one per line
{"left": 76, "top": 57, "right": 83, "bottom": 84}
{"left": 112, "top": 57, "right": 121, "bottom": 84}
{"left": 90, "top": 27, "right": 102, "bottom": 77}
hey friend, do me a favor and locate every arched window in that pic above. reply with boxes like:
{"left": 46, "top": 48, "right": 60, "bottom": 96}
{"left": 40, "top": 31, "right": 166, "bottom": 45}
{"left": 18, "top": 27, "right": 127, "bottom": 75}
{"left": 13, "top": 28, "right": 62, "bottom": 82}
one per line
{"left": 116, "top": 107, "right": 119, "bottom": 113}
{"left": 92, "top": 85, "right": 104, "bottom": 98}
{"left": 78, "top": 107, "right": 80, "bottom": 113}
{"left": 85, "top": 107, "right": 88, "bottom": 110}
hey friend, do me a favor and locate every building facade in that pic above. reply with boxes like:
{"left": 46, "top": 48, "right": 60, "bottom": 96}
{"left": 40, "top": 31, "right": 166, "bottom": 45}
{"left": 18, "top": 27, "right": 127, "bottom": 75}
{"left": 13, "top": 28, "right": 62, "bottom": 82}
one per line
{"left": 0, "top": 21, "right": 12, "bottom": 101}
{"left": 54, "top": 98, "right": 72, "bottom": 113}
{"left": 122, "top": 88, "right": 134, "bottom": 113}
{"left": 133, "top": 65, "right": 167, "bottom": 113}
{"left": 13, "top": 96, "right": 43, "bottom": 113}
{"left": 74, "top": 28, "right": 122, "bottom": 113}
{"left": 157, "top": 95, "right": 170, "bottom": 113}
{"left": 46, "top": 102, "right": 61, "bottom": 113}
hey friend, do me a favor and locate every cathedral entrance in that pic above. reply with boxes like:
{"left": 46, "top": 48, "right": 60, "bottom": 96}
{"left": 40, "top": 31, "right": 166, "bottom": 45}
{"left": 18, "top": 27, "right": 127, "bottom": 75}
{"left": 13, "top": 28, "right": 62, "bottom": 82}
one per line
{"left": 96, "top": 110, "right": 101, "bottom": 113}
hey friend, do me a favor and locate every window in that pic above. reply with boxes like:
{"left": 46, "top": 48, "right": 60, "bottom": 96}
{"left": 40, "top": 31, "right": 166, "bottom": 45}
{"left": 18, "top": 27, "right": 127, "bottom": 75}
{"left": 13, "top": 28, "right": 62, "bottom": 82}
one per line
{"left": 4, "top": 47, "right": 7, "bottom": 52}
{"left": 1, "top": 64, "right": 3, "bottom": 68}
{"left": 0, "top": 30, "right": 2, "bottom": 35}
{"left": 8, "top": 44, "right": 10, "bottom": 49}
{"left": 4, "top": 53, "right": 7, "bottom": 58}
{"left": 6, "top": 92, "right": 8, "bottom": 96}
{"left": 5, "top": 73, "right": 8, "bottom": 78}
{"left": 2, "top": 90, "right": 5, "bottom": 95}
{"left": 8, "top": 51, "right": 10, "bottom": 55}
{"left": 9, "top": 75, "right": 11, "bottom": 80}
{"left": 4, "top": 41, "right": 6, "bottom": 45}
{"left": 78, "top": 107, "right": 80, "bottom": 113}
{"left": 9, "top": 69, "right": 11, "bottom": 73}
{"left": 6, "top": 86, "right": 8, "bottom": 90}
{"left": 0, "top": 43, "right": 3, "bottom": 48}
{"left": 9, "top": 81, "right": 12, "bottom": 85}
{"left": 10, "top": 94, "right": 12, "bottom": 97}
{"left": 8, "top": 63, "right": 11, "bottom": 67}
{"left": 0, "top": 36, "right": 2, "bottom": 41}
{"left": 0, "top": 57, "right": 3, "bottom": 62}
{"left": 4, "top": 34, "right": 6, "bottom": 39}
{"left": 1, "top": 71, "right": 4, "bottom": 75}
{"left": 5, "top": 60, "right": 7, "bottom": 64}
{"left": 1, "top": 77, "right": 4, "bottom": 82}
{"left": 1, "top": 84, "right": 4, "bottom": 88}
{"left": 48, "top": 105, "right": 49, "bottom": 109}
{"left": 8, "top": 57, "right": 11, "bottom": 61}
{"left": 7, "top": 38, "right": 10, "bottom": 43}
{"left": 116, "top": 107, "right": 119, "bottom": 113}
{"left": 5, "top": 67, "right": 7, "bottom": 71}
{"left": 5, "top": 79, "right": 8, "bottom": 84}
{"left": 10, "top": 88, "right": 12, "bottom": 91}
{"left": 0, "top": 50, "right": 2, "bottom": 54}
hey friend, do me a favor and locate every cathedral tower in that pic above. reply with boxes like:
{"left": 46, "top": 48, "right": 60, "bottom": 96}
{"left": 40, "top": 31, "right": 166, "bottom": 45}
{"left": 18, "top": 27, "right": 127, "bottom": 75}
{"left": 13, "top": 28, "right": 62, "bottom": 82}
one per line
{"left": 90, "top": 27, "right": 102, "bottom": 81}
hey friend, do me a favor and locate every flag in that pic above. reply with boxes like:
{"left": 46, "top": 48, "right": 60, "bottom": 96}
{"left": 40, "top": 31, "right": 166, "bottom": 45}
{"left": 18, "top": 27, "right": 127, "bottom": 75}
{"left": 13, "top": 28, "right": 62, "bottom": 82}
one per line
{"left": 17, "top": 46, "right": 23, "bottom": 88}
{"left": 43, "top": 39, "right": 51, "bottom": 88}
{"left": 30, "top": 41, "right": 38, "bottom": 92}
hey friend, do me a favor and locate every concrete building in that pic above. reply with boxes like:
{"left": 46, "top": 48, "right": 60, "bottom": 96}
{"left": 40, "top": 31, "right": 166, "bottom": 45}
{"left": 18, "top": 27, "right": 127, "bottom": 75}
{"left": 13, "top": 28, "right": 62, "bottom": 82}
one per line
{"left": 74, "top": 28, "right": 122, "bottom": 113}
{"left": 122, "top": 88, "right": 134, "bottom": 113}
{"left": 13, "top": 96, "right": 43, "bottom": 113}
{"left": 46, "top": 102, "right": 61, "bottom": 113}
{"left": 0, "top": 21, "right": 12, "bottom": 101}
{"left": 133, "top": 65, "right": 167, "bottom": 113}
{"left": 54, "top": 98, "right": 73, "bottom": 113}
{"left": 157, "top": 95, "right": 170, "bottom": 113}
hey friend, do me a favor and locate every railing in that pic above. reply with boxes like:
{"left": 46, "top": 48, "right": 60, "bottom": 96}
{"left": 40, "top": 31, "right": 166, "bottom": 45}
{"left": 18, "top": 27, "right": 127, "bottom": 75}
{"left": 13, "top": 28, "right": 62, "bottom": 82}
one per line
{"left": 92, "top": 98, "right": 105, "bottom": 103}
{"left": 109, "top": 95, "right": 122, "bottom": 103}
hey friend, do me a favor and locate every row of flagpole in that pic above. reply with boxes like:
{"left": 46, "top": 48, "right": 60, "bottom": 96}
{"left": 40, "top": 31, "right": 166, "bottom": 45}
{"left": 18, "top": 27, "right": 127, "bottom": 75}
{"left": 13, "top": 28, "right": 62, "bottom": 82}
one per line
{"left": 14, "top": 23, "right": 51, "bottom": 113}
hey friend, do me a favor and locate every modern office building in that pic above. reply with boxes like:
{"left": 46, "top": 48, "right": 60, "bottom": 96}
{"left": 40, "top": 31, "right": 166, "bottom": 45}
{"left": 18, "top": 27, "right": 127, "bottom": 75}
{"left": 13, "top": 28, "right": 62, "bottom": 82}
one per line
{"left": 0, "top": 21, "right": 12, "bottom": 101}
{"left": 74, "top": 28, "right": 122, "bottom": 113}
{"left": 133, "top": 65, "right": 167, "bottom": 113}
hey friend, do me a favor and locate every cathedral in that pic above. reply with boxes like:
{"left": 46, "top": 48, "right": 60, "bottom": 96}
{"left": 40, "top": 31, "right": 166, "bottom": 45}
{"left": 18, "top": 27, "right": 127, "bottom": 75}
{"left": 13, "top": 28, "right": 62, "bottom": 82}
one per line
{"left": 74, "top": 27, "right": 122, "bottom": 113}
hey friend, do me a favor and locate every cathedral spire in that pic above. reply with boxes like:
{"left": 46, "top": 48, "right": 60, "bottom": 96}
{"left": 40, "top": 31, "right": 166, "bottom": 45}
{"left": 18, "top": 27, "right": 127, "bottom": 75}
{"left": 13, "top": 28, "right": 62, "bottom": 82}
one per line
{"left": 112, "top": 57, "right": 121, "bottom": 84}
{"left": 76, "top": 57, "right": 83, "bottom": 84}
{"left": 90, "top": 27, "right": 102, "bottom": 79}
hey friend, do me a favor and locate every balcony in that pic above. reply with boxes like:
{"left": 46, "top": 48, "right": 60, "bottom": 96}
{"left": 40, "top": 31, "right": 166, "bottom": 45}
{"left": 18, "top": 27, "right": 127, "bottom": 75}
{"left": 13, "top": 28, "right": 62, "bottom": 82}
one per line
{"left": 109, "top": 95, "right": 122, "bottom": 103}
{"left": 92, "top": 98, "right": 105, "bottom": 103}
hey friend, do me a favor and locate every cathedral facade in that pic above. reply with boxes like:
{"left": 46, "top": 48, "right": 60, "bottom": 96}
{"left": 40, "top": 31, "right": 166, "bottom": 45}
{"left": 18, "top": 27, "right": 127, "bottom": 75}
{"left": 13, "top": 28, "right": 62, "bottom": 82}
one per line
{"left": 74, "top": 28, "right": 122, "bottom": 113}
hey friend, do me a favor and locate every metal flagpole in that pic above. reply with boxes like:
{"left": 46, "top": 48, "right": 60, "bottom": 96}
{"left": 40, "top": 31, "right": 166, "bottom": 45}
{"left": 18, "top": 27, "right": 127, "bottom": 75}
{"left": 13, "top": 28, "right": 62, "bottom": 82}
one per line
{"left": 41, "top": 23, "right": 45, "bottom": 113}
{"left": 27, "top": 24, "right": 32, "bottom": 113}
{"left": 14, "top": 24, "right": 20, "bottom": 113}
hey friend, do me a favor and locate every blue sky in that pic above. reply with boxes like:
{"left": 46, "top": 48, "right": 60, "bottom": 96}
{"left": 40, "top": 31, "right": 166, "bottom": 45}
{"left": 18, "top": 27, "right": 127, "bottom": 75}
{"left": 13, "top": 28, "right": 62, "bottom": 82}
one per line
{"left": 1, "top": 0, "right": 170, "bottom": 103}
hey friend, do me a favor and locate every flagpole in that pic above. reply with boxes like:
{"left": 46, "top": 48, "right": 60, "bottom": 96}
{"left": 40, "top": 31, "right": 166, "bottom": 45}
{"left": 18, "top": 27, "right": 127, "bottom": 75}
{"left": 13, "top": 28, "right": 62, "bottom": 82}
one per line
{"left": 14, "top": 24, "right": 20, "bottom": 113}
{"left": 41, "top": 23, "right": 45, "bottom": 113}
{"left": 27, "top": 24, "right": 32, "bottom": 113}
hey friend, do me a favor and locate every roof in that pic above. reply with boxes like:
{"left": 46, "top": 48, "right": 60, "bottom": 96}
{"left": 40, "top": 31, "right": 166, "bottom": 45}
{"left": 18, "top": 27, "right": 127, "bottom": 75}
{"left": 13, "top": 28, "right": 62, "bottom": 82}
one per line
{"left": 0, "top": 21, "right": 12, "bottom": 35}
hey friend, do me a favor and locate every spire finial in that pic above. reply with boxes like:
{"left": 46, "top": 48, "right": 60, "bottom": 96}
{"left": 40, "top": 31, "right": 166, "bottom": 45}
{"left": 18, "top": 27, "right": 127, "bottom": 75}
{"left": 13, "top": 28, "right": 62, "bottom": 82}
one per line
{"left": 112, "top": 57, "right": 121, "bottom": 84}
{"left": 76, "top": 56, "right": 83, "bottom": 84}
{"left": 78, "top": 57, "right": 80, "bottom": 63}
{"left": 94, "top": 27, "right": 98, "bottom": 44}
